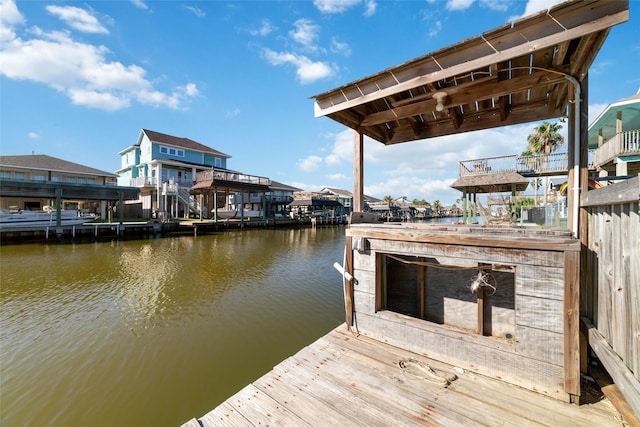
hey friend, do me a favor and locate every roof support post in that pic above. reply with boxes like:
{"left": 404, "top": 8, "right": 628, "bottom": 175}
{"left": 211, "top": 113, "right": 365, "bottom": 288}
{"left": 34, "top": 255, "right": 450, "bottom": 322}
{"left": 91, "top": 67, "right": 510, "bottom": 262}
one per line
{"left": 566, "top": 75, "right": 582, "bottom": 238}
{"left": 353, "top": 130, "right": 364, "bottom": 212}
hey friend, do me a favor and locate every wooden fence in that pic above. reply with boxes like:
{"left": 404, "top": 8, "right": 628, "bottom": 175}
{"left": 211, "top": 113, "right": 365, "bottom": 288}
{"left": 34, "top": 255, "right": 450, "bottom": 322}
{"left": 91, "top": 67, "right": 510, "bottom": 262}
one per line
{"left": 581, "top": 174, "right": 640, "bottom": 416}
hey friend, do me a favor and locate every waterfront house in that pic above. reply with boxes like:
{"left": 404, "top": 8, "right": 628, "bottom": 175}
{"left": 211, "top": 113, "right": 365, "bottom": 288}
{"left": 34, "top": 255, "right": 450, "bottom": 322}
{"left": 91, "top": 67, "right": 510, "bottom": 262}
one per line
{"left": 0, "top": 154, "right": 137, "bottom": 220}
{"left": 589, "top": 91, "right": 640, "bottom": 178}
{"left": 117, "top": 129, "right": 230, "bottom": 218}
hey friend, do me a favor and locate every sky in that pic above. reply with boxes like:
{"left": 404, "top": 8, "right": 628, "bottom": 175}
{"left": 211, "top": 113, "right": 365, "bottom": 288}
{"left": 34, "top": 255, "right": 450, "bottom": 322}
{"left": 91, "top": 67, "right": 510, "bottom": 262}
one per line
{"left": 1, "top": 0, "right": 639, "bottom": 205}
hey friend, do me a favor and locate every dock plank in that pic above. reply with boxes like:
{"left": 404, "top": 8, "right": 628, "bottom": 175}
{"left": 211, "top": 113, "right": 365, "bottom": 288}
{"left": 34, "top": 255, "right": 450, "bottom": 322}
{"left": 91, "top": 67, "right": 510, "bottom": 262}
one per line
{"left": 185, "top": 326, "right": 625, "bottom": 427}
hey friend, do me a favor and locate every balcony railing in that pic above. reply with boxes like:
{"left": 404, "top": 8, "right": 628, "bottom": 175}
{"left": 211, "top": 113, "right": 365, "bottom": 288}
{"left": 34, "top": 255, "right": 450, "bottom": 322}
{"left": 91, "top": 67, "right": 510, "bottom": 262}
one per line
{"left": 459, "top": 152, "right": 569, "bottom": 177}
{"left": 593, "top": 130, "right": 640, "bottom": 167}
{"left": 196, "top": 169, "right": 271, "bottom": 186}
{"left": 130, "top": 176, "right": 157, "bottom": 187}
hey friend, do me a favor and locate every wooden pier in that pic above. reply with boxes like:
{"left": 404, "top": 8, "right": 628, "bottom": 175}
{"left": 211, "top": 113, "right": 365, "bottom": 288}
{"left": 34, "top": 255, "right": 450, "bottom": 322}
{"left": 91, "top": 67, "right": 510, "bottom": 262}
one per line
{"left": 182, "top": 326, "right": 624, "bottom": 427}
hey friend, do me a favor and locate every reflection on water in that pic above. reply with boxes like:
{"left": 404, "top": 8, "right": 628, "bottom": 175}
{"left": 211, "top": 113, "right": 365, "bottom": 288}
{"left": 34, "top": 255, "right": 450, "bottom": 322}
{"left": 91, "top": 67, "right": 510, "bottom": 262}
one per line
{"left": 0, "top": 227, "right": 346, "bottom": 427}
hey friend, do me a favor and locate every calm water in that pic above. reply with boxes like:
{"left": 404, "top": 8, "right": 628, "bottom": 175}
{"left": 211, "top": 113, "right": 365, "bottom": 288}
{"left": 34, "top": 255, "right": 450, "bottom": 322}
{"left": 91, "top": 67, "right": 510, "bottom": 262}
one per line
{"left": 0, "top": 227, "right": 347, "bottom": 426}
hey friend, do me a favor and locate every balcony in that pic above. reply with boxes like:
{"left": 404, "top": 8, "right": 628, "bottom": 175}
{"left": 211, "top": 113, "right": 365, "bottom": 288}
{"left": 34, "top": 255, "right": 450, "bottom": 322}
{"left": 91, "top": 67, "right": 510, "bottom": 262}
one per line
{"left": 192, "top": 169, "right": 271, "bottom": 193}
{"left": 593, "top": 130, "right": 640, "bottom": 172}
{"left": 130, "top": 176, "right": 157, "bottom": 188}
{"left": 459, "top": 153, "right": 570, "bottom": 178}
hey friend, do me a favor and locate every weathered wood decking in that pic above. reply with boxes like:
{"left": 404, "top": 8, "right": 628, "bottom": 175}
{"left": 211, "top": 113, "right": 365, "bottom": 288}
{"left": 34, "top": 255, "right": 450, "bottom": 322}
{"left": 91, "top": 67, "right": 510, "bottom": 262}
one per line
{"left": 183, "top": 327, "right": 624, "bottom": 427}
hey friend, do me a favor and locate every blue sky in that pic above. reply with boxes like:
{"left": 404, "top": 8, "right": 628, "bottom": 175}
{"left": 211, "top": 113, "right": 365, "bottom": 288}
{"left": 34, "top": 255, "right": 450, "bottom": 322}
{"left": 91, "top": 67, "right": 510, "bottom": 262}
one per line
{"left": 1, "top": 0, "right": 638, "bottom": 204}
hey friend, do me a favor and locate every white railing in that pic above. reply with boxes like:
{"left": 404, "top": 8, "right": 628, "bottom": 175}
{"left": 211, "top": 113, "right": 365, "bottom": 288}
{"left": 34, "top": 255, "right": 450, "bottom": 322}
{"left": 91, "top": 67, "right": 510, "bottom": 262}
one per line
{"left": 594, "top": 130, "right": 640, "bottom": 166}
{"left": 196, "top": 169, "right": 271, "bottom": 186}
{"left": 459, "top": 153, "right": 569, "bottom": 177}
{"left": 130, "top": 176, "right": 156, "bottom": 187}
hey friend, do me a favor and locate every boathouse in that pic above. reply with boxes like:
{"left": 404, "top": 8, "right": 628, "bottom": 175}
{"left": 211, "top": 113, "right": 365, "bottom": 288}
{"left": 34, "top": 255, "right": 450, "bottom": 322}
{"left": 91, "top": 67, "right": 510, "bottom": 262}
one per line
{"left": 311, "top": 0, "right": 633, "bottom": 405}
{"left": 183, "top": 2, "right": 638, "bottom": 425}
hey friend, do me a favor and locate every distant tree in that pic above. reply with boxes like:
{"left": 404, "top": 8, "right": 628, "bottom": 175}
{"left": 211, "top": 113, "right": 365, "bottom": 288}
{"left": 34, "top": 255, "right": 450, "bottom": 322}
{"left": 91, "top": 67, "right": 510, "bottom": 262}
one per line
{"left": 383, "top": 195, "right": 394, "bottom": 206}
{"left": 526, "top": 122, "right": 564, "bottom": 205}
{"left": 531, "top": 178, "right": 542, "bottom": 206}
{"left": 433, "top": 200, "right": 441, "bottom": 216}
{"left": 527, "top": 121, "right": 564, "bottom": 157}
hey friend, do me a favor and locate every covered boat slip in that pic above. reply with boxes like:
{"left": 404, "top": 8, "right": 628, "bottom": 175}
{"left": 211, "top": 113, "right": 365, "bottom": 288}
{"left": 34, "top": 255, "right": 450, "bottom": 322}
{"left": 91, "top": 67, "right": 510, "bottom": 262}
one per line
{"left": 308, "top": 0, "right": 631, "bottom": 406}
{"left": 183, "top": 327, "right": 622, "bottom": 427}
{"left": 183, "top": 1, "right": 636, "bottom": 424}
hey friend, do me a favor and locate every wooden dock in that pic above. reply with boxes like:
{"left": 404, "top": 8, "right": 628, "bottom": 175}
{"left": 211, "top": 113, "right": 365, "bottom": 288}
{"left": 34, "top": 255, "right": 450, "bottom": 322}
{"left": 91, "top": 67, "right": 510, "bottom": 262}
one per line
{"left": 182, "top": 327, "right": 625, "bottom": 427}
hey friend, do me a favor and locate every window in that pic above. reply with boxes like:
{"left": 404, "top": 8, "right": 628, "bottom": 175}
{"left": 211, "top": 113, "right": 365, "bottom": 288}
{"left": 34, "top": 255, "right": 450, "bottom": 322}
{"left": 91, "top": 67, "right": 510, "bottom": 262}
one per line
{"left": 379, "top": 253, "right": 515, "bottom": 342}
{"left": 14, "top": 172, "right": 26, "bottom": 180}
{"left": 34, "top": 174, "right": 46, "bottom": 181}
{"left": 159, "top": 145, "right": 184, "bottom": 157}
{"left": 66, "top": 176, "right": 76, "bottom": 183}
{"left": 0, "top": 171, "right": 11, "bottom": 178}
{"left": 215, "top": 158, "right": 222, "bottom": 167}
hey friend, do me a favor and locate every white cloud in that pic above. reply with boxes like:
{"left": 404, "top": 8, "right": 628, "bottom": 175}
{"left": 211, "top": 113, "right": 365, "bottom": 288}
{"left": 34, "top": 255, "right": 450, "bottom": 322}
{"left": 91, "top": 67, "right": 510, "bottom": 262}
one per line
{"left": 512, "top": 0, "right": 564, "bottom": 21}
{"left": 0, "top": 0, "right": 24, "bottom": 42}
{"left": 479, "top": 0, "right": 510, "bottom": 12}
{"left": 289, "top": 19, "right": 320, "bottom": 52}
{"left": 68, "top": 88, "right": 130, "bottom": 111}
{"left": 363, "top": 0, "right": 377, "bottom": 17}
{"left": 297, "top": 155, "right": 323, "bottom": 172}
{"left": 225, "top": 108, "right": 240, "bottom": 118}
{"left": 316, "top": 123, "right": 542, "bottom": 202}
{"left": 0, "top": 7, "right": 197, "bottom": 111}
{"left": 250, "top": 19, "right": 277, "bottom": 37}
{"left": 328, "top": 172, "right": 348, "bottom": 180}
{"left": 28, "top": 131, "right": 40, "bottom": 139}
{"left": 330, "top": 37, "right": 351, "bottom": 56}
{"left": 182, "top": 83, "right": 199, "bottom": 97}
{"left": 313, "top": 0, "right": 361, "bottom": 14}
{"left": 130, "top": 0, "right": 148, "bottom": 10}
{"left": 446, "top": 0, "right": 474, "bottom": 12}
{"left": 184, "top": 6, "right": 205, "bottom": 17}
{"left": 262, "top": 48, "right": 335, "bottom": 84}
{"left": 428, "top": 20, "right": 442, "bottom": 38}
{"left": 324, "top": 129, "right": 353, "bottom": 166}
{"left": 46, "top": 5, "right": 109, "bottom": 34}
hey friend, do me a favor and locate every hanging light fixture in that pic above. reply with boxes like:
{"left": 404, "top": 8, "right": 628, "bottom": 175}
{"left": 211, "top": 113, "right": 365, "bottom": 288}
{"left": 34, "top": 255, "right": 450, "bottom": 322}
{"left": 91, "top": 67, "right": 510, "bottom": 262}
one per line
{"left": 433, "top": 91, "right": 448, "bottom": 112}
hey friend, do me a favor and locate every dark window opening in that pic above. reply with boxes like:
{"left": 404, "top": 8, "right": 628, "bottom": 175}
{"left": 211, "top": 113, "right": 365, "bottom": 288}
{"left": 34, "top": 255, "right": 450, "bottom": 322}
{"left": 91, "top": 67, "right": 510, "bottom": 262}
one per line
{"left": 379, "top": 253, "right": 515, "bottom": 341}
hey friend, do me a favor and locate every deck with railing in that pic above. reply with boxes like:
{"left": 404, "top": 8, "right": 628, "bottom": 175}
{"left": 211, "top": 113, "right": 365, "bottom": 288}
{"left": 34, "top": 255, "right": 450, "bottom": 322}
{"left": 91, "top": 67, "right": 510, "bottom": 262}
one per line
{"left": 459, "top": 153, "right": 569, "bottom": 178}
{"left": 196, "top": 169, "right": 271, "bottom": 186}
{"left": 593, "top": 130, "right": 640, "bottom": 167}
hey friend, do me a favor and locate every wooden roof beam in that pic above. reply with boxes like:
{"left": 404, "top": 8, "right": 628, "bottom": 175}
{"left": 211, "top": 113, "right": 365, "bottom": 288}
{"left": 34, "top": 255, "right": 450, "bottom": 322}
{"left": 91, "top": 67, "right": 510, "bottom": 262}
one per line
{"left": 360, "top": 70, "right": 567, "bottom": 127}
{"left": 570, "top": 29, "right": 610, "bottom": 79}
{"left": 313, "top": 1, "right": 628, "bottom": 118}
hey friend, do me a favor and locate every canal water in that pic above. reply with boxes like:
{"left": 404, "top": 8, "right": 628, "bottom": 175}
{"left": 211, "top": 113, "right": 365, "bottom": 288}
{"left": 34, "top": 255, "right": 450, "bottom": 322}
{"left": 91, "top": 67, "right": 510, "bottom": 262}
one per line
{"left": 0, "top": 226, "right": 347, "bottom": 426}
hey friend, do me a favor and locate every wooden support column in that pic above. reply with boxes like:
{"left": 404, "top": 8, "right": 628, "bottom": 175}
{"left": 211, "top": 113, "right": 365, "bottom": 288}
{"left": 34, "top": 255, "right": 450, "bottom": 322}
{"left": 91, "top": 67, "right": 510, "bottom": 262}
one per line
{"left": 578, "top": 75, "right": 590, "bottom": 381}
{"left": 344, "top": 236, "right": 355, "bottom": 328}
{"left": 353, "top": 130, "right": 364, "bottom": 212}
{"left": 478, "top": 263, "right": 491, "bottom": 336}
{"left": 417, "top": 257, "right": 426, "bottom": 319}
{"left": 564, "top": 250, "right": 581, "bottom": 401}
{"left": 55, "top": 186, "right": 62, "bottom": 227}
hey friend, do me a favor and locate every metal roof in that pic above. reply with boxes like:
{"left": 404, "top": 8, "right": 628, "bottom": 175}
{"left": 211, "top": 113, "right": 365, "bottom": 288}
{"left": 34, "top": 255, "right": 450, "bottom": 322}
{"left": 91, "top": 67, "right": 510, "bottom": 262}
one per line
{"left": 311, "top": 0, "right": 628, "bottom": 146}
{"left": 450, "top": 171, "right": 530, "bottom": 194}
{"left": 587, "top": 92, "right": 640, "bottom": 149}
{"left": 0, "top": 154, "right": 117, "bottom": 177}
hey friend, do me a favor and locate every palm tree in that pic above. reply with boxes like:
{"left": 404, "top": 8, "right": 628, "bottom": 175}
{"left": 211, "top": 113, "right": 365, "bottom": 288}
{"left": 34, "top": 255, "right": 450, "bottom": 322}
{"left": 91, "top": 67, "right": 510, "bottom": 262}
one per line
{"left": 383, "top": 195, "right": 394, "bottom": 206}
{"left": 531, "top": 178, "right": 542, "bottom": 206}
{"left": 432, "top": 200, "right": 441, "bottom": 216}
{"left": 526, "top": 122, "right": 564, "bottom": 204}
